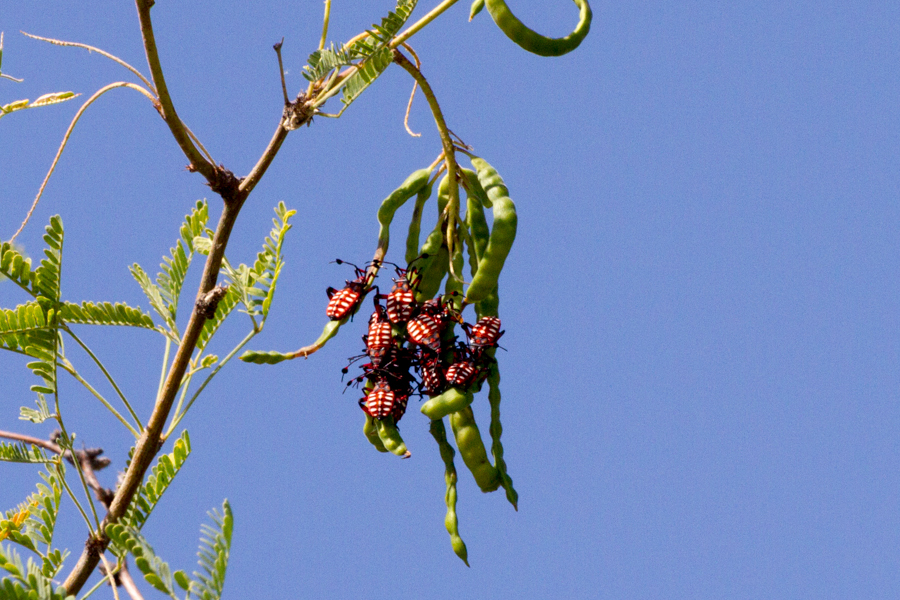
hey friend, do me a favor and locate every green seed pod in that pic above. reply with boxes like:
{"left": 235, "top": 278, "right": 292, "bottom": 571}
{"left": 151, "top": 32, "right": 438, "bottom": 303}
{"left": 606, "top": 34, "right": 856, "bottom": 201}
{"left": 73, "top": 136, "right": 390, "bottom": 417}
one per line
{"left": 364, "top": 414, "right": 389, "bottom": 453}
{"left": 484, "top": 0, "right": 592, "bottom": 57}
{"left": 405, "top": 179, "right": 434, "bottom": 265}
{"left": 465, "top": 159, "right": 517, "bottom": 304}
{"left": 421, "top": 387, "right": 474, "bottom": 421}
{"left": 376, "top": 416, "right": 411, "bottom": 458}
{"left": 487, "top": 364, "right": 517, "bottom": 509}
{"left": 415, "top": 174, "right": 451, "bottom": 302}
{"left": 375, "top": 168, "right": 432, "bottom": 263}
{"left": 469, "top": 0, "right": 485, "bottom": 21}
{"left": 429, "top": 418, "right": 470, "bottom": 566}
{"left": 465, "top": 194, "right": 490, "bottom": 271}
{"left": 450, "top": 406, "right": 501, "bottom": 492}
{"left": 462, "top": 168, "right": 492, "bottom": 209}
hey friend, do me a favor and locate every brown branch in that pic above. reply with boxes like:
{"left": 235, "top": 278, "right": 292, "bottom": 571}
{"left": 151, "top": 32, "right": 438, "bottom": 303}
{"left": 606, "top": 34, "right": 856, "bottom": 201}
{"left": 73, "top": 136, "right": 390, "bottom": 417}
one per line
{"left": 0, "top": 430, "right": 63, "bottom": 454}
{"left": 134, "top": 0, "right": 217, "bottom": 181}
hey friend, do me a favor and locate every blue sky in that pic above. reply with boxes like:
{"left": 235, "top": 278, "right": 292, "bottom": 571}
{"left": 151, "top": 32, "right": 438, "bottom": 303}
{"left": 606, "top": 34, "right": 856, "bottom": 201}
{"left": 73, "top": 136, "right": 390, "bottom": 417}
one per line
{"left": 2, "top": 1, "right": 900, "bottom": 598}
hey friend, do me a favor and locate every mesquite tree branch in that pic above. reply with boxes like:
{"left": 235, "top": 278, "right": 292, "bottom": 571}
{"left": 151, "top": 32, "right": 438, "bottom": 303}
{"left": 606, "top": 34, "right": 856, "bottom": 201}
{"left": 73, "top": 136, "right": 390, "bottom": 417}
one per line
{"left": 134, "top": 0, "right": 217, "bottom": 181}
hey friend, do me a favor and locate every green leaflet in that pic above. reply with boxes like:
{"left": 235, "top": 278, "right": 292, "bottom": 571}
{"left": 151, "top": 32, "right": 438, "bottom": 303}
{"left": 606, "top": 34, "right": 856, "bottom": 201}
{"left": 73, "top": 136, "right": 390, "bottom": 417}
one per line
{"left": 114, "top": 431, "right": 192, "bottom": 540}
{"left": 58, "top": 301, "right": 156, "bottom": 330}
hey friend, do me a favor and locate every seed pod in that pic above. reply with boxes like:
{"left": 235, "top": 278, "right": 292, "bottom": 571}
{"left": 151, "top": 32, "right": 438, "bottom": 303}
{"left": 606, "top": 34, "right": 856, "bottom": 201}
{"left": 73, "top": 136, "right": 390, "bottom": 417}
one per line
{"left": 450, "top": 406, "right": 501, "bottom": 492}
{"left": 429, "top": 418, "right": 469, "bottom": 566}
{"left": 420, "top": 387, "right": 474, "bottom": 421}
{"left": 375, "top": 168, "right": 432, "bottom": 263}
{"left": 484, "top": 0, "right": 592, "bottom": 57}
{"left": 465, "top": 158, "right": 517, "bottom": 304}
{"left": 406, "top": 180, "right": 434, "bottom": 265}
{"left": 376, "top": 416, "right": 411, "bottom": 458}
{"left": 363, "top": 414, "right": 389, "bottom": 453}
{"left": 487, "top": 363, "right": 518, "bottom": 509}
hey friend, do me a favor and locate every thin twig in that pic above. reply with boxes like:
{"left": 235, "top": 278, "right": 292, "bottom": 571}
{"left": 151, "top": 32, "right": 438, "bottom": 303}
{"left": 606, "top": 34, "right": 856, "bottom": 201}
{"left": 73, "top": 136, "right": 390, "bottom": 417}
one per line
{"left": 59, "top": 359, "right": 140, "bottom": 439}
{"left": 400, "top": 43, "right": 422, "bottom": 137}
{"left": 21, "top": 32, "right": 157, "bottom": 94}
{"left": 319, "top": 0, "right": 332, "bottom": 51}
{"left": 9, "top": 82, "right": 157, "bottom": 243}
{"left": 0, "top": 430, "right": 62, "bottom": 454}
{"left": 134, "top": 0, "right": 217, "bottom": 181}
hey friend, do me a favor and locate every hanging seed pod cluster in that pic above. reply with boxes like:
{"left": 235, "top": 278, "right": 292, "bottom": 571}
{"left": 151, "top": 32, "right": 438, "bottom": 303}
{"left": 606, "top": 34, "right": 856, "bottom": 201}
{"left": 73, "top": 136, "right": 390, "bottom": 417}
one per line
{"left": 242, "top": 156, "right": 518, "bottom": 564}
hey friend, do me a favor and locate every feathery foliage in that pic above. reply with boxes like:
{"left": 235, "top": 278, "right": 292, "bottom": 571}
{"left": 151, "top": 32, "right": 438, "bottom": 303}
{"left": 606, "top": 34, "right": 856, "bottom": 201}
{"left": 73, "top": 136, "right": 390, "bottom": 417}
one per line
{"left": 0, "top": 544, "right": 72, "bottom": 600}
{"left": 186, "top": 500, "right": 233, "bottom": 600}
{"left": 106, "top": 499, "right": 233, "bottom": 600}
{"left": 0, "top": 443, "right": 52, "bottom": 465}
{"left": 59, "top": 300, "right": 156, "bottom": 330}
{"left": 106, "top": 525, "right": 179, "bottom": 598}
{"left": 0, "top": 242, "right": 34, "bottom": 293}
{"left": 157, "top": 201, "right": 209, "bottom": 322}
{"left": 304, "top": 0, "right": 417, "bottom": 109}
{"left": 130, "top": 263, "right": 178, "bottom": 337}
{"left": 195, "top": 286, "right": 240, "bottom": 353}
{"left": 225, "top": 202, "right": 295, "bottom": 320}
{"left": 31, "top": 217, "right": 63, "bottom": 303}
{"left": 116, "top": 431, "right": 191, "bottom": 537}
{"left": 19, "top": 394, "right": 52, "bottom": 424}
{"left": 0, "top": 468, "right": 63, "bottom": 559}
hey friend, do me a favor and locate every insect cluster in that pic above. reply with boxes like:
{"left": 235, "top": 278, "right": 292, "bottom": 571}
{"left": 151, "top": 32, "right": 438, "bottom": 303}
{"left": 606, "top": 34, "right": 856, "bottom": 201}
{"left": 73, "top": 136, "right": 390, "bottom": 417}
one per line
{"left": 243, "top": 155, "right": 519, "bottom": 565}
{"left": 330, "top": 260, "right": 504, "bottom": 436}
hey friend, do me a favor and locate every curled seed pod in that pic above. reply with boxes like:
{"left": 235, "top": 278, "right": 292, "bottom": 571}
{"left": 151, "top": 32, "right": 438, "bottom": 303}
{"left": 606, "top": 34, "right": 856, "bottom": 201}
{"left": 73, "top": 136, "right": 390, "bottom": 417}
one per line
{"left": 364, "top": 414, "right": 389, "bottom": 453}
{"left": 484, "top": 0, "right": 592, "bottom": 57}
{"left": 465, "top": 158, "right": 518, "bottom": 304}
{"left": 461, "top": 168, "right": 492, "bottom": 209}
{"left": 487, "top": 364, "right": 518, "bottom": 509}
{"left": 429, "top": 418, "right": 469, "bottom": 566}
{"left": 406, "top": 180, "right": 434, "bottom": 265}
{"left": 376, "top": 416, "right": 411, "bottom": 458}
{"left": 450, "top": 406, "right": 501, "bottom": 492}
{"left": 376, "top": 168, "right": 432, "bottom": 261}
{"left": 415, "top": 174, "right": 452, "bottom": 302}
{"left": 421, "top": 387, "right": 474, "bottom": 421}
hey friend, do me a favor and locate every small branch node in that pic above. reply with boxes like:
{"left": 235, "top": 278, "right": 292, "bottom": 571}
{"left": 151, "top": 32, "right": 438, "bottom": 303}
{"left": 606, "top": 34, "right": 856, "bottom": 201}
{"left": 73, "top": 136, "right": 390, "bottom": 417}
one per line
{"left": 196, "top": 285, "right": 229, "bottom": 319}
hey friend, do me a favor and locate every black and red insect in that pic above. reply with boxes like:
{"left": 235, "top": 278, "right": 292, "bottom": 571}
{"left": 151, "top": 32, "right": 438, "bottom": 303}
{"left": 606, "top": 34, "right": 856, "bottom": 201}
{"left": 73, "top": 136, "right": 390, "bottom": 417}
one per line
{"left": 364, "top": 300, "right": 394, "bottom": 368}
{"left": 464, "top": 316, "right": 504, "bottom": 351}
{"left": 407, "top": 311, "right": 443, "bottom": 352}
{"left": 384, "top": 272, "right": 419, "bottom": 324}
{"left": 360, "top": 378, "right": 396, "bottom": 419}
{"left": 418, "top": 353, "right": 447, "bottom": 396}
{"left": 326, "top": 260, "right": 373, "bottom": 321}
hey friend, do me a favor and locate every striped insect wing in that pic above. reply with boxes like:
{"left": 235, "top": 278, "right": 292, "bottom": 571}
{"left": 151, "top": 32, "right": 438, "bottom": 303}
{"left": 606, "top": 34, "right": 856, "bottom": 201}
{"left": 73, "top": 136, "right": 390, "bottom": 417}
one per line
{"left": 469, "top": 316, "right": 503, "bottom": 348}
{"left": 366, "top": 321, "right": 393, "bottom": 366}
{"left": 407, "top": 313, "right": 441, "bottom": 351}
{"left": 446, "top": 361, "right": 476, "bottom": 387}
{"left": 326, "top": 286, "right": 361, "bottom": 320}
{"left": 386, "top": 281, "right": 417, "bottom": 324}
{"left": 364, "top": 380, "right": 395, "bottom": 419}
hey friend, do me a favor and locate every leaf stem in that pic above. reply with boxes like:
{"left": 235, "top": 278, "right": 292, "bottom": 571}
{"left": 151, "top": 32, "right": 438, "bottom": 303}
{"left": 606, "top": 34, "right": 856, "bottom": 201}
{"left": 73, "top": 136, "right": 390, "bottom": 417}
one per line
{"left": 63, "top": 327, "right": 143, "bottom": 432}
{"left": 319, "top": 0, "right": 333, "bottom": 51}
{"left": 391, "top": 0, "right": 460, "bottom": 49}
{"left": 165, "top": 328, "right": 258, "bottom": 437}
{"left": 10, "top": 81, "right": 157, "bottom": 243}
{"left": 59, "top": 359, "right": 141, "bottom": 438}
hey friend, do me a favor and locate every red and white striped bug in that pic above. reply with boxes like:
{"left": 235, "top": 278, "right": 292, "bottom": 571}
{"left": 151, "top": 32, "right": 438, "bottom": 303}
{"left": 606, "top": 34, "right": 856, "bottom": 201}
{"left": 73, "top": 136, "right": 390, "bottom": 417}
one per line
{"left": 326, "top": 260, "right": 373, "bottom": 321}
{"left": 360, "top": 378, "right": 395, "bottom": 419}
{"left": 464, "top": 316, "right": 504, "bottom": 351}
{"left": 407, "top": 312, "right": 442, "bottom": 352}
{"left": 445, "top": 360, "right": 478, "bottom": 388}
{"left": 365, "top": 302, "right": 394, "bottom": 368}
{"left": 384, "top": 274, "right": 419, "bottom": 324}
